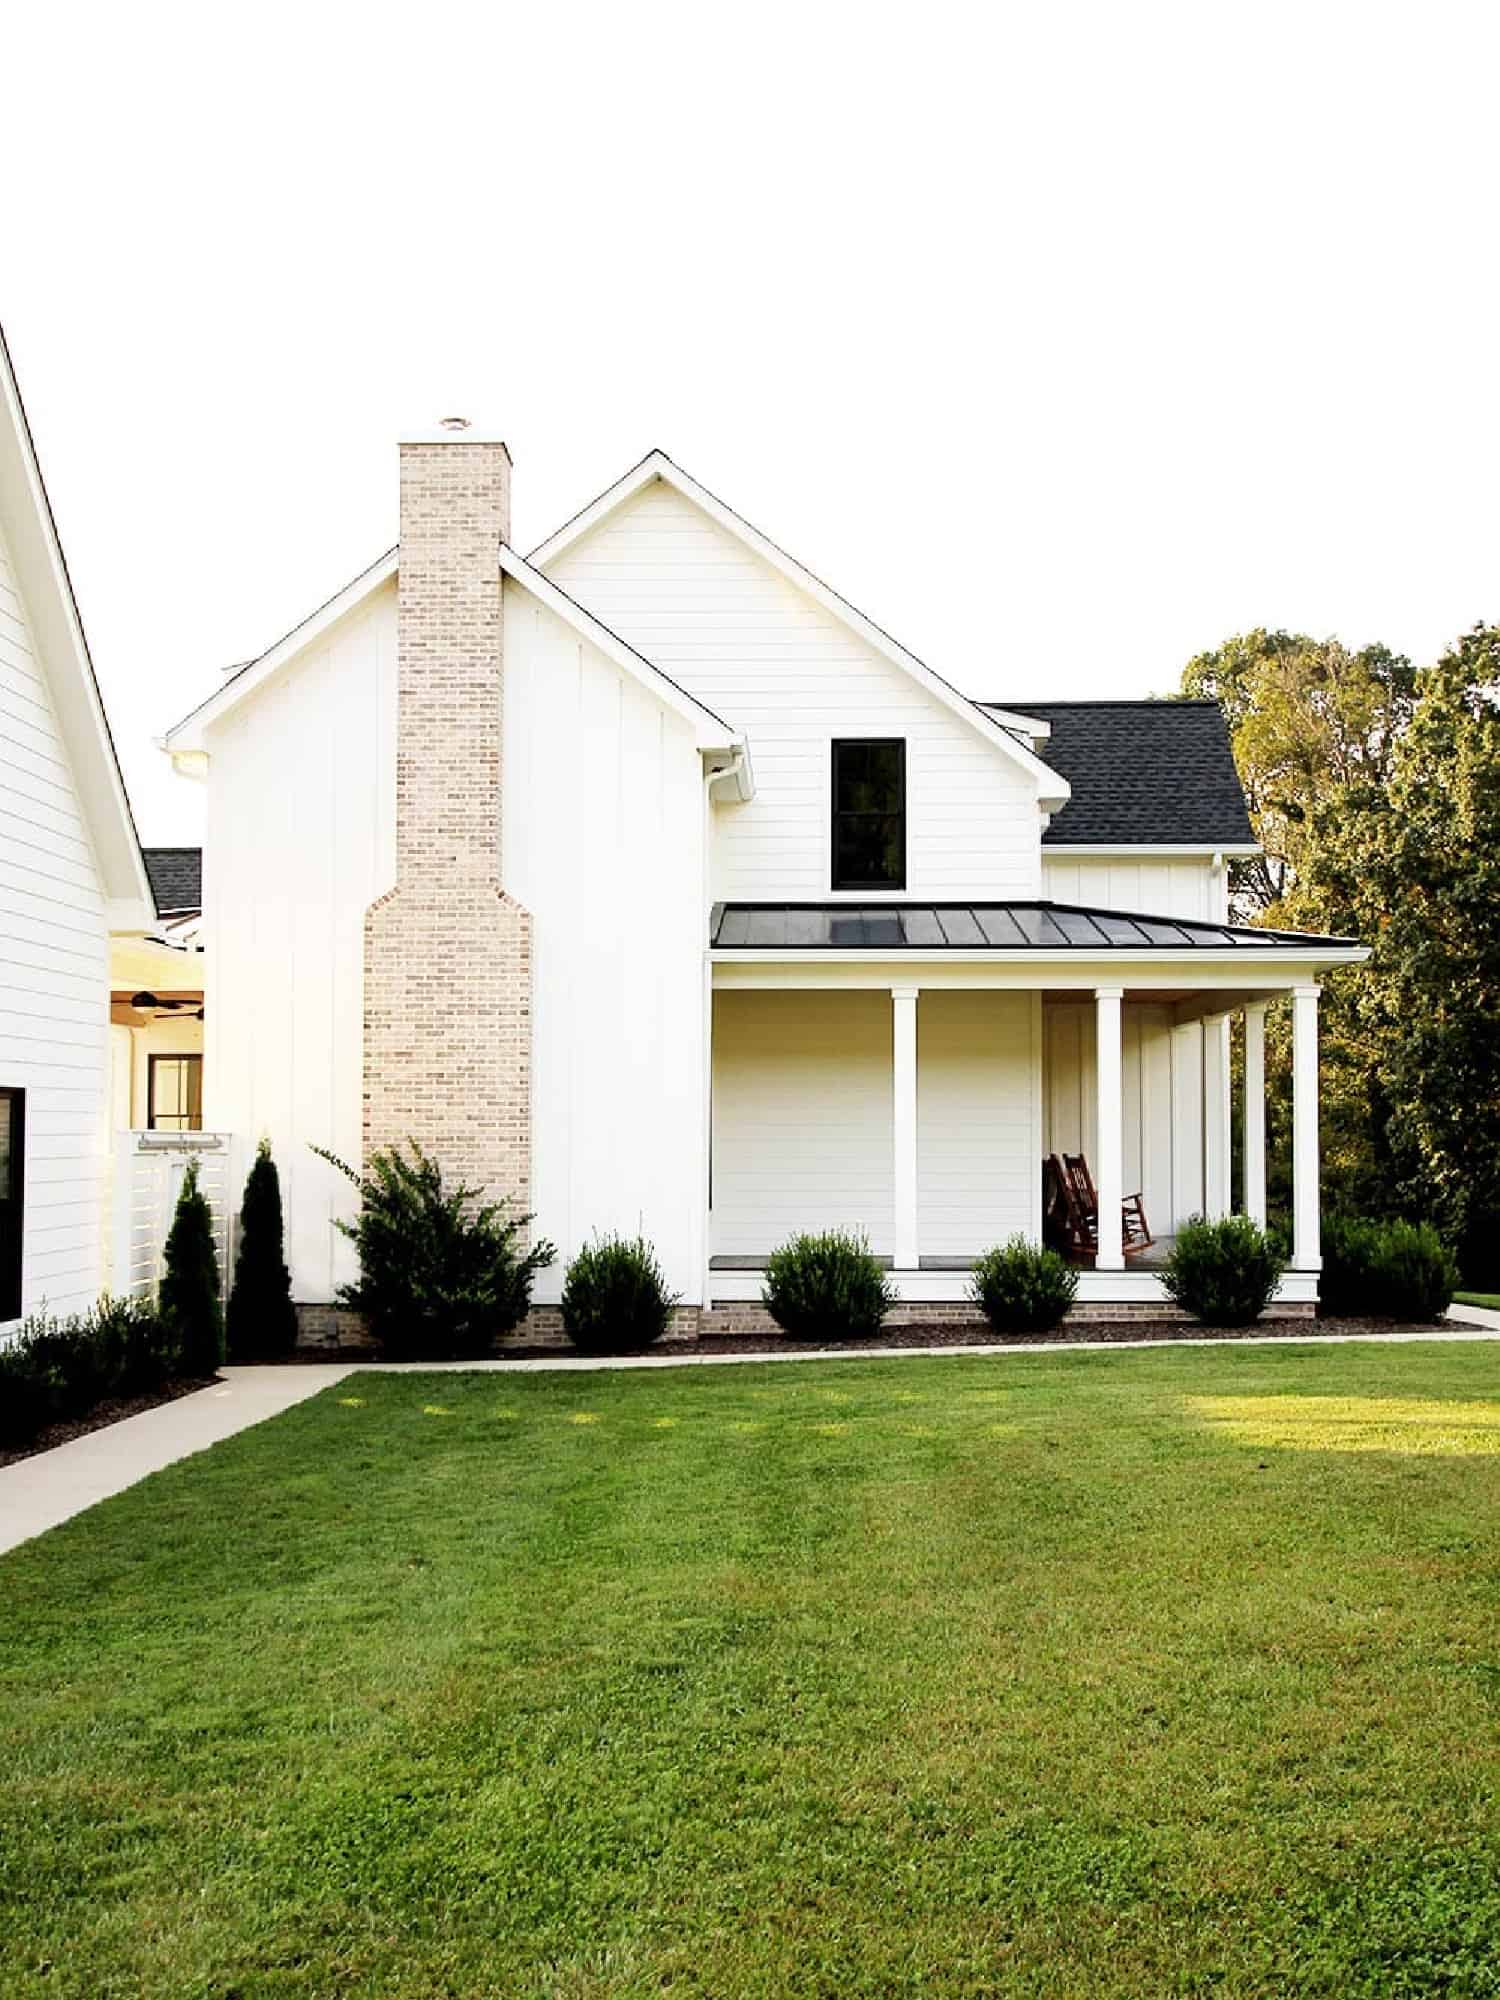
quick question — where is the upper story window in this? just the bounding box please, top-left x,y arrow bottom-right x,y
831,739 -> 906,891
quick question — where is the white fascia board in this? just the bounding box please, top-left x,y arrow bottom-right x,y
0,326 -> 153,920
528,450 -> 1071,810
498,546 -> 744,753
161,549 -> 399,754
983,706 -> 1053,739
1044,842 -> 1263,859
710,944 -> 1369,973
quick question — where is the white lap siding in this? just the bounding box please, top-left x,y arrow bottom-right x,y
549,480 -> 1044,901
710,988 -> 1039,1261
916,991 -> 1038,1256
711,990 -> 894,1258
0,524 -> 109,1323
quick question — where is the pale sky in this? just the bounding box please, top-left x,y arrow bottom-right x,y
3,1 -> 1496,843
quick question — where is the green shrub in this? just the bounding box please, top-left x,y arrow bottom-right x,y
315,1142 -> 555,1360
1321,1215 -> 1457,1321
970,1237 -> 1078,1333
97,1295 -> 177,1395
226,1141 -> 298,1360
761,1229 -> 895,1342
1320,1215 -> 1385,1316
1162,1214 -> 1281,1326
17,1309 -> 116,1419
158,1160 -> 224,1377
1377,1221 -> 1458,1320
0,1344 -> 50,1450
561,1235 -> 679,1353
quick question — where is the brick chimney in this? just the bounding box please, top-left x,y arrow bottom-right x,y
363,425 -> 532,1206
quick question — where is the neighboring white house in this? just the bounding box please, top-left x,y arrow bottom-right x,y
0,326 -> 157,1329
162,432 -> 1366,1331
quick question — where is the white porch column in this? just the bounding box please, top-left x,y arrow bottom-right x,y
1203,1015 -> 1231,1218
892,985 -> 919,1270
1243,1002 -> 1268,1227
1094,986 -> 1124,1271
1292,983 -> 1321,1270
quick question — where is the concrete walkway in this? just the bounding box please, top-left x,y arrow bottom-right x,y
0,1364 -> 350,1557
4,1317 -> 1497,1557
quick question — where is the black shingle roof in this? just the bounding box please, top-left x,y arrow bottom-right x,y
142,847 -> 202,917
710,901 -> 1359,952
984,700 -> 1254,847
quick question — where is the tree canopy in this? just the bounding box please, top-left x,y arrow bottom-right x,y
1183,623 -> 1500,1282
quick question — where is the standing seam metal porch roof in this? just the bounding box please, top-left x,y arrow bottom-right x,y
709,901 -> 1362,952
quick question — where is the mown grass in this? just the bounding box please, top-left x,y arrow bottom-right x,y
1455,1290 -> 1500,1312
3,1343 -> 1500,1998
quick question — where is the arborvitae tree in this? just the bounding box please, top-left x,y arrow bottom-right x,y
159,1158 -> 223,1376
226,1140 -> 298,1360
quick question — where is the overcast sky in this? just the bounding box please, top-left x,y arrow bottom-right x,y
3,1 -> 1496,843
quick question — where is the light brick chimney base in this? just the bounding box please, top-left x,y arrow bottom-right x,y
363,884 -> 532,1205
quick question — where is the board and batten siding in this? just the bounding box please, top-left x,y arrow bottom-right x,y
1042,855 -> 1229,922
0,519 -> 110,1323
711,989 -> 1040,1260
501,580 -> 708,1305
548,479 -> 1045,902
202,580 -> 398,1303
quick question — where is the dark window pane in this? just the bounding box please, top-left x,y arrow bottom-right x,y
832,740 -> 905,889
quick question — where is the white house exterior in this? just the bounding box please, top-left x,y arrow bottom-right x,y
163,433 -> 1365,1334
0,327 -> 156,1329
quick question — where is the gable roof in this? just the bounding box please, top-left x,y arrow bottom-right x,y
142,846 -> 202,918
529,450 -> 1071,810
983,699 -> 1257,849
496,547 -> 745,752
163,548 -> 400,754
0,322 -> 153,926
163,539 -> 746,760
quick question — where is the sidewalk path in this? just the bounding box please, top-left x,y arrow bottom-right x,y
0,1364 -> 350,1557
4,1321 -> 1497,1555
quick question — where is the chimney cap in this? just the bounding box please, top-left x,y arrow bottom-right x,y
399,420 -> 511,454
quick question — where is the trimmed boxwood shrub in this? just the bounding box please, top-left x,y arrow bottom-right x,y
761,1229 -> 895,1342
316,1142 -> 555,1359
1322,1215 -> 1457,1321
1162,1214 -> 1281,1326
561,1235 -> 679,1353
970,1236 -> 1078,1333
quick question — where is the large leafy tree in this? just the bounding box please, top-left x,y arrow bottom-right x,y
1183,624 -> 1500,1280
1181,630 -> 1417,917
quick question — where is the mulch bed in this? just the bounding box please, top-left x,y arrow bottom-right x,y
0,1378 -> 216,1471
683,1316 -> 1462,1357
299,1314 -> 1468,1366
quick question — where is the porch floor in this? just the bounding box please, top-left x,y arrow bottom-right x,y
710,1239 -> 1177,1274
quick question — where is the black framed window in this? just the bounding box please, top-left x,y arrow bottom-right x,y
0,1089 -> 24,1321
831,738 -> 905,890
148,1055 -> 203,1132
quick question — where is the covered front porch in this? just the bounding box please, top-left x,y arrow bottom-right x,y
706,900 -> 1367,1311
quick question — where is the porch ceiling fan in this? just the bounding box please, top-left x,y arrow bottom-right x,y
129,992 -> 205,1021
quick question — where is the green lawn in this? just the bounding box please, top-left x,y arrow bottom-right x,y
1456,1290 -> 1500,1312
4,1346 -> 1500,1999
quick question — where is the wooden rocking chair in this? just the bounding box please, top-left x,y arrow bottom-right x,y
1063,1153 -> 1153,1259
1043,1153 -> 1153,1263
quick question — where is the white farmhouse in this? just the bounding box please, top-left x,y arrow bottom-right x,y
0,328 -> 157,1327
162,429 -> 1365,1333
